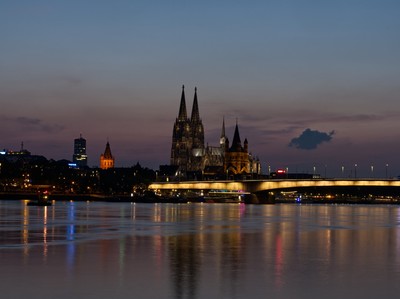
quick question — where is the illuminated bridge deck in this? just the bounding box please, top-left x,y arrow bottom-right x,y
149,179 -> 400,194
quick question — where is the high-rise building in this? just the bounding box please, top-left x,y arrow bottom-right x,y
100,141 -> 114,170
73,134 -> 88,167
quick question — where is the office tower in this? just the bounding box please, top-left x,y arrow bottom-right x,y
73,134 -> 88,167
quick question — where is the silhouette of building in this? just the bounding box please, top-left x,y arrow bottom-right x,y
170,86 -> 260,178
73,134 -> 87,167
170,86 -> 205,173
1,142 -> 31,157
224,122 -> 250,175
0,142 -> 46,165
100,141 -> 115,170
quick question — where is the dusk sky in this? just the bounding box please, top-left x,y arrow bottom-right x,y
1,0 -> 399,177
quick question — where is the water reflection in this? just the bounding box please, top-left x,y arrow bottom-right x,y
1,202 -> 400,299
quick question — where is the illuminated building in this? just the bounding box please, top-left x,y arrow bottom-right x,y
1,142 -> 31,156
100,141 -> 114,170
73,134 -> 87,167
170,86 -> 260,178
170,85 -> 205,173
0,143 -> 46,165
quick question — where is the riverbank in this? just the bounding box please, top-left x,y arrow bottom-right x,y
0,192 -> 194,204
1,192 -> 400,205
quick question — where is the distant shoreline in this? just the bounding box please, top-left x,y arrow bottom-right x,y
0,192 -> 189,204
1,192 -> 400,205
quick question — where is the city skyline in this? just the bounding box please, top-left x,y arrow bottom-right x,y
1,1 -> 400,177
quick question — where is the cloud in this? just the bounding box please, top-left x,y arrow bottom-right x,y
58,75 -> 83,87
3,116 -> 64,133
289,128 -> 334,150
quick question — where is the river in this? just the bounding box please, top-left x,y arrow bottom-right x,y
1,200 -> 400,299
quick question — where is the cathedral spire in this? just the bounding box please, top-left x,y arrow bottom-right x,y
178,85 -> 187,121
191,87 -> 200,122
220,117 -> 226,147
221,117 -> 226,138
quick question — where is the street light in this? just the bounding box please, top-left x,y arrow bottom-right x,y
370,165 -> 374,178
354,164 -> 357,178
341,166 -> 345,178
386,164 -> 389,179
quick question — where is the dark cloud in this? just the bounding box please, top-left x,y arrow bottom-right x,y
4,116 -> 64,133
58,75 -> 83,87
16,117 -> 42,126
289,128 -> 334,150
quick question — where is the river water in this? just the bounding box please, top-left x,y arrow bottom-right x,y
1,200 -> 400,299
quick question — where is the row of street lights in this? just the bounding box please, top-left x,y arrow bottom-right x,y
350,163 -> 390,178
267,163 -> 392,178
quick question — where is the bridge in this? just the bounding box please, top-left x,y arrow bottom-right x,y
148,179 -> 400,203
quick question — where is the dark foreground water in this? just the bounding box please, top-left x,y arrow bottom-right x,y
1,200 -> 400,299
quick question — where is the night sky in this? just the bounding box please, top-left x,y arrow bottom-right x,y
1,0 -> 399,177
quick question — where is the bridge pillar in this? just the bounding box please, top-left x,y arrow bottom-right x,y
244,192 -> 275,204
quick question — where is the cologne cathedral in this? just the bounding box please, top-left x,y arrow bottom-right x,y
170,86 -> 260,178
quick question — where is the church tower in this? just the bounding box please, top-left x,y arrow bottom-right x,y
224,122 -> 250,175
190,87 -> 204,149
100,141 -> 115,170
170,85 -> 192,172
189,87 -> 205,171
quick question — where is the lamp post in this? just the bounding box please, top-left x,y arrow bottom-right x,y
370,165 -> 374,178
386,164 -> 389,179
354,164 -> 357,179
341,166 -> 345,178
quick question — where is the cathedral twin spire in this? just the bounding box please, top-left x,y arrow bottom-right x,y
171,85 -> 255,176
171,85 -> 204,171
177,85 -> 201,122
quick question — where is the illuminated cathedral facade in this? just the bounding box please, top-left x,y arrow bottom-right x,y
170,86 -> 260,178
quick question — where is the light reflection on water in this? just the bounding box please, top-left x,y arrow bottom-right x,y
1,200 -> 400,299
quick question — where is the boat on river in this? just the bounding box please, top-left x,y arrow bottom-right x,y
27,189 -> 52,206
